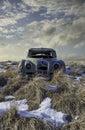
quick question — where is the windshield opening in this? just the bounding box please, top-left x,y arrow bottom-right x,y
29,54 -> 53,58
28,51 -> 54,58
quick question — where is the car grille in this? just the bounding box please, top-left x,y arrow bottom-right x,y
36,60 -> 48,75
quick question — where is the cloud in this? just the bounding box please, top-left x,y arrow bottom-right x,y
14,13 -> 28,20
0,1 -> 29,41
0,27 -> 3,31
0,0 -> 28,28
0,0 -> 85,60
42,22 -> 56,36
0,12 -> 28,27
0,43 -> 31,61
23,0 -> 85,16
0,26 -> 25,40
74,42 -> 85,48
23,16 -> 85,49
5,35 -> 14,39
0,18 -> 17,27
1,0 -> 12,10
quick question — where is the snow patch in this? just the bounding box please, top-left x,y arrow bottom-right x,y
6,62 -> 13,65
0,64 -> 7,73
19,97 -> 70,127
75,116 -> 79,120
66,66 -> 72,74
0,64 -> 4,68
11,65 -> 17,70
0,99 -> 28,115
45,85 -> 57,91
0,97 -> 70,127
75,76 -> 82,82
5,96 -> 15,100
0,68 -> 7,73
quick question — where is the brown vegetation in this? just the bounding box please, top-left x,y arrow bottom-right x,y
0,62 -> 85,130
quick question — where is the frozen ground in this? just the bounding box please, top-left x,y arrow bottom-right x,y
0,61 -> 18,73
0,61 -> 85,129
0,97 -> 70,127
66,65 -> 85,82
0,61 -> 84,83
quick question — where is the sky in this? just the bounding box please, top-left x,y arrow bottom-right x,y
0,0 -> 85,61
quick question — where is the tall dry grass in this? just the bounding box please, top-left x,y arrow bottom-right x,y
0,62 -> 85,130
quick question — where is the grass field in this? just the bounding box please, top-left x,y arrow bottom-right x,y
0,61 -> 85,130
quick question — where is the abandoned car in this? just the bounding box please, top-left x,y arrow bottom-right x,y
18,48 -> 66,80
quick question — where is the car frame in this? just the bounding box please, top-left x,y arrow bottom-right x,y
18,48 -> 66,80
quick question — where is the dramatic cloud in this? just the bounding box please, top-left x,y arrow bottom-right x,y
23,16 -> 85,48
0,0 -> 29,39
0,18 -> 16,27
0,12 -> 28,27
0,43 -> 31,61
23,0 -> 85,15
0,0 -> 85,60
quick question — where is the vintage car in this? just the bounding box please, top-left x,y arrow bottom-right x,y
18,48 -> 65,80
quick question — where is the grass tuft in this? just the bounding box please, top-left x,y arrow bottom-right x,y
0,62 -> 85,130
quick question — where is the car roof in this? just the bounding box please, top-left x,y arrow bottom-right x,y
27,48 -> 57,58
28,48 -> 55,53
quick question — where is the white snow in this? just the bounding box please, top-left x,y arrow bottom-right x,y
0,64 -> 4,68
75,76 -> 82,82
66,68 -> 84,82
0,64 -> 7,73
0,68 -> 7,73
6,62 -> 12,65
66,65 -> 85,83
66,66 -> 72,74
45,85 -> 57,91
66,75 -> 73,78
11,65 -> 17,70
75,116 -> 79,120
5,96 -> 15,100
0,99 -> 28,115
0,97 -> 69,127
77,71 -> 85,76
0,62 -> 17,73
19,97 -> 69,127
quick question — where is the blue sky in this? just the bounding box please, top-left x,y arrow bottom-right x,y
0,0 -> 85,61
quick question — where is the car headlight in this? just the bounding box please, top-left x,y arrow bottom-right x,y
54,63 -> 60,70
26,63 -> 31,69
